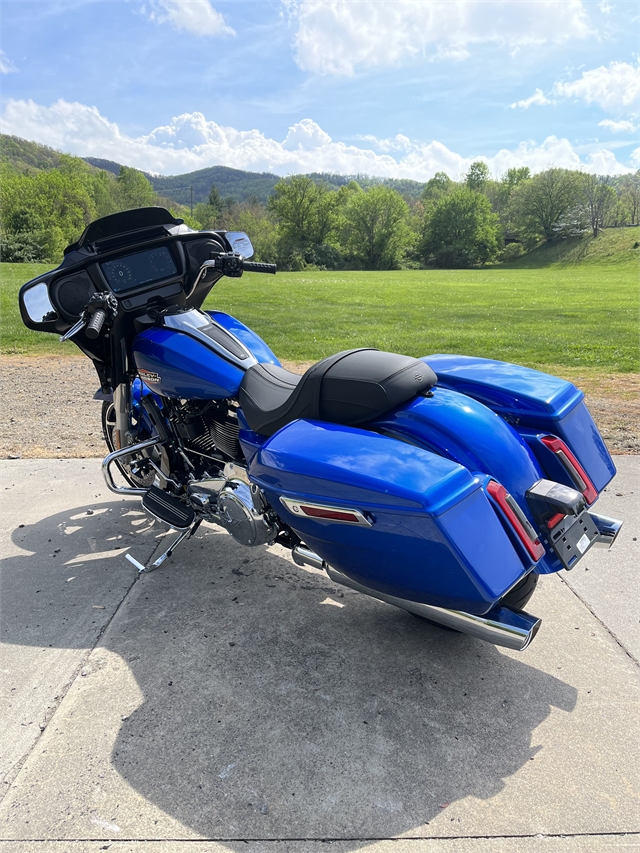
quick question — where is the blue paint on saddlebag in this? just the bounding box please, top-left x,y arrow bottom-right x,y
248,419 -> 530,614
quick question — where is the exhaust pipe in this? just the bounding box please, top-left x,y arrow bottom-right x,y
324,565 -> 541,651
292,544 -> 326,571
589,512 -> 623,550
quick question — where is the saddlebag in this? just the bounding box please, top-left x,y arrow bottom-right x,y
244,419 -> 535,616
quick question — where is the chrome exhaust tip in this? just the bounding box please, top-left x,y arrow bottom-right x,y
292,544 -> 326,571
589,512 -> 623,550
325,565 -> 541,651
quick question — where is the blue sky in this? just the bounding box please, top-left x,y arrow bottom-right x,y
1,0 -> 638,178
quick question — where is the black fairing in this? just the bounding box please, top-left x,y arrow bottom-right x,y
239,348 -> 438,436
18,208 -> 233,390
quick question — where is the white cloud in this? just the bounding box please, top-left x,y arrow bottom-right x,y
598,119 -> 636,133
289,0 -> 593,76
145,0 -> 234,37
0,50 -> 17,74
630,148 -> 640,168
553,61 -> 639,113
1,99 -> 635,179
282,117 -> 332,150
510,89 -> 552,109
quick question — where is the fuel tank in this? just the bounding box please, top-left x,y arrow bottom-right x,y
132,309 -> 279,399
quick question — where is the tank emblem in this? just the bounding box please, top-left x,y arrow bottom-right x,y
139,369 -> 161,384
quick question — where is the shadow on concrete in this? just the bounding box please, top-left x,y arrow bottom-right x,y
3,502 -> 577,844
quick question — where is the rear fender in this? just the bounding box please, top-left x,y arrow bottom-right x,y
370,390 -> 564,574
424,354 -> 616,493
371,389 -> 542,510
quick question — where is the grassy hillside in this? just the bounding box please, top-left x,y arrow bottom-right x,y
2,135 -> 430,207
3,263 -> 637,372
148,165 -> 281,206
0,134 -> 67,172
505,227 -> 640,268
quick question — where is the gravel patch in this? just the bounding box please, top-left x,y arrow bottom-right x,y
1,355 -> 637,459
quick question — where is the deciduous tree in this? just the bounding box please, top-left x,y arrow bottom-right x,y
465,161 -> 491,192
577,173 -> 616,237
117,166 -> 156,209
342,185 -> 410,269
508,168 -> 581,242
422,186 -> 501,267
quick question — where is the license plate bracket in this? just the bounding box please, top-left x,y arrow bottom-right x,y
547,509 -> 599,570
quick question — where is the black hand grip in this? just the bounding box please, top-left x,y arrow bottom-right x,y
85,309 -> 106,340
242,261 -> 277,274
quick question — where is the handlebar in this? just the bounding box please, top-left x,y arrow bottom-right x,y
242,261 -> 276,274
85,309 -> 107,340
200,253 -> 277,280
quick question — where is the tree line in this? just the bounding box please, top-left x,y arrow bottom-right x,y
0,156 -> 199,263
198,165 -> 640,269
1,149 -> 639,268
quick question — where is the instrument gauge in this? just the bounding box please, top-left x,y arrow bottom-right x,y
149,250 -> 173,275
107,262 -> 133,288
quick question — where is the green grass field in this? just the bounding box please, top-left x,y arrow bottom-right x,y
2,257 -> 638,372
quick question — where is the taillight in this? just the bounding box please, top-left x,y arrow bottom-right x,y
540,436 -> 598,505
487,480 -> 545,562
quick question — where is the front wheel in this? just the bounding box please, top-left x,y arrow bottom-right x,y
101,400 -> 157,489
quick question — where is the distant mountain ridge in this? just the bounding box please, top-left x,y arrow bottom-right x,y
2,134 -> 428,205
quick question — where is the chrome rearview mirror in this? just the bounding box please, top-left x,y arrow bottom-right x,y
226,232 -> 254,259
23,282 -> 57,323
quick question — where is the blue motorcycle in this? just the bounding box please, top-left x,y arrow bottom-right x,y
19,207 -> 622,652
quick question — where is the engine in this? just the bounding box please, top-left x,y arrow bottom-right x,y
169,399 -> 242,460
188,474 -> 277,547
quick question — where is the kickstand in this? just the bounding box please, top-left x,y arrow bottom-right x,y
126,519 -> 202,574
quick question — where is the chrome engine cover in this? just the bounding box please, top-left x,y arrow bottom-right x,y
217,479 -> 277,546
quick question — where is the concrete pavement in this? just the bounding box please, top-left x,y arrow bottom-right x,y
1,456 -> 638,851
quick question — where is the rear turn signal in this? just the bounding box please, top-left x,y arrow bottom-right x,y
487,480 -> 545,562
540,436 -> 598,505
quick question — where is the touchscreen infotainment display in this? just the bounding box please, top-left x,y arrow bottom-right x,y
101,246 -> 178,293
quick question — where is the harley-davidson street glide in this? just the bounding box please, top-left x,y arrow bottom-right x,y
19,207 -> 623,652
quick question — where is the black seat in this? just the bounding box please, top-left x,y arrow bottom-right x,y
239,348 -> 437,436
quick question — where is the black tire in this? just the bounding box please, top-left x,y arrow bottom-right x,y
500,571 -> 539,611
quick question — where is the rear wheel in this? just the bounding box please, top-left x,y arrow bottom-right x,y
500,571 -> 539,611
410,572 -> 539,632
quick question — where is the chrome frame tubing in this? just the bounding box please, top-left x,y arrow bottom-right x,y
102,436 -> 163,496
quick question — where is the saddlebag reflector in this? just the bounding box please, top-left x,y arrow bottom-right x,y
280,498 -> 372,526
